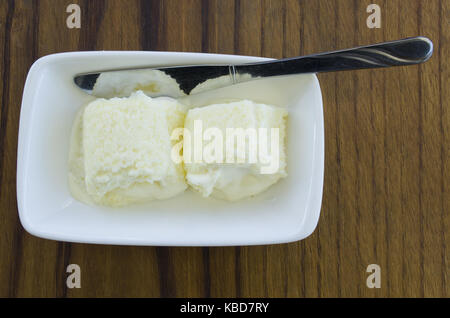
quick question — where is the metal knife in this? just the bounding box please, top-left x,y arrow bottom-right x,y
74,36 -> 433,98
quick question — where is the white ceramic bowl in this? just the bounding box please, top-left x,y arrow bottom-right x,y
17,51 -> 324,246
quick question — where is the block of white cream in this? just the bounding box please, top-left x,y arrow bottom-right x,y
69,91 -> 187,206
183,100 -> 288,201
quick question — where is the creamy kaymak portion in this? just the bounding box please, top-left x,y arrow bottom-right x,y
92,69 -> 186,99
183,100 -> 288,201
68,91 -> 187,206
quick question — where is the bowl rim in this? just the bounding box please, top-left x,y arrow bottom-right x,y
17,51 -> 324,246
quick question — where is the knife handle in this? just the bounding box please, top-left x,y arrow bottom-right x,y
233,36 -> 433,79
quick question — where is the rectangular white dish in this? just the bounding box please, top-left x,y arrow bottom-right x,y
17,51 -> 324,246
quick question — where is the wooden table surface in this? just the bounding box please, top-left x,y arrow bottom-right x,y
0,0 -> 448,298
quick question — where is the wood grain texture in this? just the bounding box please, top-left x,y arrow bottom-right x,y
0,0 -> 448,297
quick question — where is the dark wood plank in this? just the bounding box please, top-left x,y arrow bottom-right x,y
384,0 -> 423,297
353,0 -> 388,298
201,0 -> 236,54
418,0 -> 447,298
301,0 -> 340,298
334,0 -> 361,297
0,0 -> 61,298
0,0 -> 15,298
440,0 -> 450,297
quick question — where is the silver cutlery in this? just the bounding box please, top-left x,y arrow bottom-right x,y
74,36 -> 433,98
